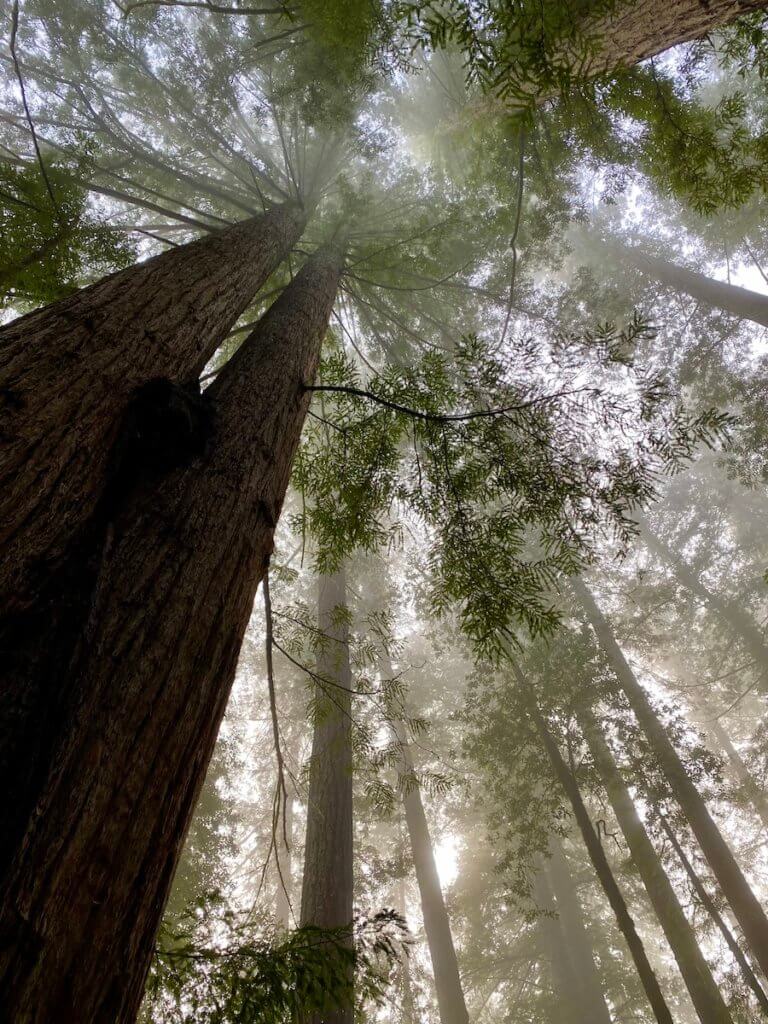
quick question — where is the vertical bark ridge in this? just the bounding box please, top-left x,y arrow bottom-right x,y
0,243 -> 343,1024
573,577 -> 768,981
0,201 -> 306,618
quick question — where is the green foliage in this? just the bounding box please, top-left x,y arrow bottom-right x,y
142,899 -> 409,1024
0,157 -> 134,309
295,318 -> 732,659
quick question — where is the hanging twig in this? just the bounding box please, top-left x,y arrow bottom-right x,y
9,0 -> 59,216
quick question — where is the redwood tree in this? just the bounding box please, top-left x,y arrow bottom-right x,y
0,242 -> 343,1024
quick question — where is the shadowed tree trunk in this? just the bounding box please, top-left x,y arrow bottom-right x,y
573,577 -> 768,981
0,243 -> 343,1024
599,237 -> 768,328
396,724 -> 470,1024
300,569 -> 355,1024
0,201 -> 305,619
0,204 -> 307,862
510,659 -> 675,1024
580,706 -> 733,1024
658,816 -> 768,1016
547,835 -> 614,1024
638,519 -> 768,678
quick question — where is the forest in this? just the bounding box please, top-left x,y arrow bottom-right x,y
2,1 -> 768,1022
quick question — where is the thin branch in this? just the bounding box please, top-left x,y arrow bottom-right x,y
118,0 -> 294,14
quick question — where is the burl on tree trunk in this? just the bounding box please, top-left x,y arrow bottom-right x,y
0,244 -> 343,1024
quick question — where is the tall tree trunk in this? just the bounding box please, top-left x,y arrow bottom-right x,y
0,201 -> 305,619
658,816 -> 768,1016
573,577 -> 768,980
397,725 -> 470,1024
0,205 -> 307,862
598,237 -> 768,328
546,835 -> 614,1024
707,717 -> 768,832
638,520 -> 768,678
580,706 -> 733,1024
581,1 -> 768,79
300,569 -> 355,1024
532,857 -> 581,1024
0,244 -> 343,1024
511,660 -> 675,1024
397,829 -> 418,1024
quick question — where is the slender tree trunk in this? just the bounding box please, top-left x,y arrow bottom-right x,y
599,236 -> 768,328
580,707 -> 733,1024
397,831 -> 418,1024
707,717 -> 768,832
547,835 -> 614,1024
0,201 -> 305,619
0,244 -> 343,1024
658,816 -> 768,1016
397,726 -> 470,1024
573,577 -> 768,981
532,857 -> 581,1024
510,660 -> 675,1024
300,569 -> 355,1024
275,792 -> 293,931
638,520 -> 768,678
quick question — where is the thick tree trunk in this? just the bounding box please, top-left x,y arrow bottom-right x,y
397,728 -> 470,1024
532,857 -> 582,1024
600,236 -> 768,327
546,836 -> 614,1024
658,816 -> 768,1016
300,569 -> 355,1024
0,201 -> 305,619
581,707 -> 733,1024
573,577 -> 768,981
0,244 -> 343,1024
638,520 -> 768,680
584,1 -> 768,80
708,717 -> 768,832
511,660 -> 675,1024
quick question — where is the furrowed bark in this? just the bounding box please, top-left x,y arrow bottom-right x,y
0,244 -> 343,1024
583,0 -> 768,79
546,835 -> 614,1024
511,660 -> 675,1024
395,721 -> 470,1024
580,707 -> 733,1024
300,569 -> 355,1024
0,201 -> 306,619
573,577 -> 768,981
0,202 -> 306,871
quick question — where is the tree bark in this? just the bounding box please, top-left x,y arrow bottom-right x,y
600,236 -> 768,328
0,202 -> 306,875
0,201 -> 305,619
300,569 -> 355,1024
511,660 -> 675,1024
658,816 -> 768,1016
397,730 -> 470,1024
0,243 -> 343,1024
275,791 -> 293,931
546,835 -> 614,1024
573,577 -> 768,981
580,707 -> 733,1024
639,521 -> 768,681
583,1 -> 768,81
